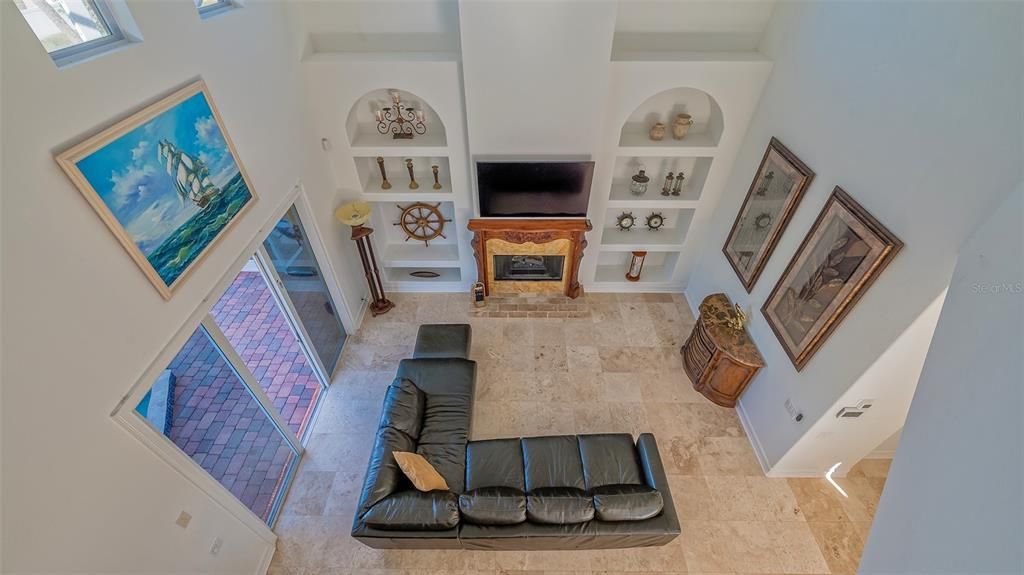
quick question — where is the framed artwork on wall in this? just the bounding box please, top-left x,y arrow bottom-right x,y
56,79 -> 256,300
723,137 -> 815,292
762,187 -> 903,371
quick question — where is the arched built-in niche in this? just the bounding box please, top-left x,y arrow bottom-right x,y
345,88 -> 448,148
618,86 -> 724,148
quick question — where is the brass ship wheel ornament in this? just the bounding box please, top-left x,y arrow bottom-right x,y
394,202 -> 449,246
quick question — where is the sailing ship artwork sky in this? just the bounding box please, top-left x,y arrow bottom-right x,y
75,90 -> 252,289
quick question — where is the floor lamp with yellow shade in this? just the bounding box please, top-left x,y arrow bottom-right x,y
335,201 -> 394,316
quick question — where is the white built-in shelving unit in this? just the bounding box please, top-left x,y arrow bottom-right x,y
581,53 -> 772,292
301,52 -> 475,292
302,36 -> 770,295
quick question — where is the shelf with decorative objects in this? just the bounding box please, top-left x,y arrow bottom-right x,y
354,155 -> 454,202
303,60 -> 475,293
580,56 -> 772,291
600,207 -> 694,251
607,155 -> 712,207
593,251 -> 680,285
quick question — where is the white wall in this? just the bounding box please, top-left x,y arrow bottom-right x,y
0,2 -> 359,572
687,1 -> 1023,473
859,182 -> 1024,574
459,0 -> 618,157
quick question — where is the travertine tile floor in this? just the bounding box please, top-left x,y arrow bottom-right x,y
270,293 -> 889,575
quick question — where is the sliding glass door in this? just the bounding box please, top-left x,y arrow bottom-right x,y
261,206 -> 347,377
135,324 -> 300,524
132,201 -> 346,526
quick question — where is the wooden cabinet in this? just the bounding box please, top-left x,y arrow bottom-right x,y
681,293 -> 765,408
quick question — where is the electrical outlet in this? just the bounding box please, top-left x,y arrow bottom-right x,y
175,511 -> 192,529
210,537 -> 223,556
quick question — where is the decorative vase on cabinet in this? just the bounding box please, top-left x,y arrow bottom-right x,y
680,293 -> 764,408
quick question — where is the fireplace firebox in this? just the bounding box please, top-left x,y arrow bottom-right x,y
494,255 -> 564,281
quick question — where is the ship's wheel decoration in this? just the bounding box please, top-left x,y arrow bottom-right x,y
394,202 -> 449,246
645,212 -> 666,231
615,211 -> 636,231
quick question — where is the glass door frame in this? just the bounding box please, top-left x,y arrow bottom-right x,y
111,185 -> 354,535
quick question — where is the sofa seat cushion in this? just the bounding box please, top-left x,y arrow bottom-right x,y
526,487 -> 595,525
578,433 -> 644,490
362,490 -> 460,531
592,484 -> 664,522
416,443 -> 466,493
458,487 -> 527,525
466,438 -> 525,491
380,378 -> 425,439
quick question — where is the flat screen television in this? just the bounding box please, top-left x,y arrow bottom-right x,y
477,161 -> 594,218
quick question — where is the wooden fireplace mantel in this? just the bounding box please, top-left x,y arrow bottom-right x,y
468,218 -> 593,299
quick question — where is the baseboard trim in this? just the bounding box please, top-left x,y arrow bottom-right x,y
736,399 -> 772,476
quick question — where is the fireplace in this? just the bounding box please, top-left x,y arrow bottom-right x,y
493,255 -> 565,281
468,218 -> 592,298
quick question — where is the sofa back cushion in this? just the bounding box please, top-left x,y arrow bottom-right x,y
357,426 -> 416,516
380,378 -> 425,439
466,438 -> 525,491
362,490 -> 460,531
522,435 -> 585,491
578,433 -> 644,489
418,392 -> 473,445
416,443 -> 466,493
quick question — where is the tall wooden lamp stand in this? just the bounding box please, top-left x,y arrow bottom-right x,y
336,201 -> 394,316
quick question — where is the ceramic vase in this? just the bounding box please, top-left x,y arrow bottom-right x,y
672,114 -> 693,140
649,123 -> 666,141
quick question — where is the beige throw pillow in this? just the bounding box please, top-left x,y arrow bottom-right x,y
393,451 -> 449,492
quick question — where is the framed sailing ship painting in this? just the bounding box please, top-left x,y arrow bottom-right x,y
57,80 -> 256,299
723,138 -> 815,292
762,187 -> 902,371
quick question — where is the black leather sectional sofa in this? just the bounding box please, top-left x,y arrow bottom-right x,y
351,324 -> 680,549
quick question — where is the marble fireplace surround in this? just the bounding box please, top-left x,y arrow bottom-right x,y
468,218 -> 592,298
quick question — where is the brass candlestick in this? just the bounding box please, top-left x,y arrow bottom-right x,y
376,156 -> 391,190
406,159 -> 419,189
432,165 -> 442,190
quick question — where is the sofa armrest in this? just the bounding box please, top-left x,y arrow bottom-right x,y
636,433 -> 680,534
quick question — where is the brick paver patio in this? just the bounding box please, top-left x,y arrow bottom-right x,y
166,328 -> 297,523
211,270 -> 324,437
156,270 -> 326,523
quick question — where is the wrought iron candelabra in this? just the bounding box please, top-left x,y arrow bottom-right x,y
376,90 -> 426,140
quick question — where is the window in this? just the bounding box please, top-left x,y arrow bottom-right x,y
195,0 -> 236,19
15,0 -> 126,66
